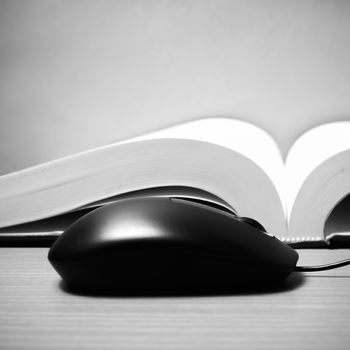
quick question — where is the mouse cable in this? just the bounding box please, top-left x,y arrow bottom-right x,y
295,258 -> 350,272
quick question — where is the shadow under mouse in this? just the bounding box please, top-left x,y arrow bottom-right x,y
58,271 -> 304,297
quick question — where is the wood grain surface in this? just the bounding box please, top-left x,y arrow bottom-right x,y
1,248 -> 350,349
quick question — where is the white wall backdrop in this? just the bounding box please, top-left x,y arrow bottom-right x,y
1,0 -> 350,174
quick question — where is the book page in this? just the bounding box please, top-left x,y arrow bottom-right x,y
285,122 -> 350,218
0,137 -> 287,237
128,118 -> 286,210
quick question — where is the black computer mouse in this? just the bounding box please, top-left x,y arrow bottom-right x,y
48,196 -> 299,294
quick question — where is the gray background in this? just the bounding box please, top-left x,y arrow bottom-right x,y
1,0 -> 350,175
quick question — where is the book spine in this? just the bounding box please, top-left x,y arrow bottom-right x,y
281,233 -> 350,248
1,232 -> 350,248
0,232 -> 61,247
281,236 -> 329,248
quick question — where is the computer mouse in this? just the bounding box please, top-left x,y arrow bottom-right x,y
48,196 -> 299,293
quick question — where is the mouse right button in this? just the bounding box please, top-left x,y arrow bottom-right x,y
235,217 -> 268,233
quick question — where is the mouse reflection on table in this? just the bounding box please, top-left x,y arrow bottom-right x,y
48,189 -> 301,296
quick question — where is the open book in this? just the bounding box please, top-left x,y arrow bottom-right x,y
1,118 -> 350,247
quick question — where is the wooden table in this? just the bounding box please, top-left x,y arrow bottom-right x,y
1,248 -> 350,349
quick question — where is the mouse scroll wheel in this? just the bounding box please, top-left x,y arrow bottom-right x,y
236,217 -> 267,233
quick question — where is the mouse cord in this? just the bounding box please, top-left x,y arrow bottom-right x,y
295,258 -> 350,272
